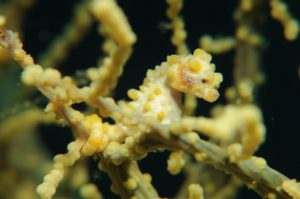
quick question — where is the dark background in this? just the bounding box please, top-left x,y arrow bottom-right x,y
19,0 -> 300,198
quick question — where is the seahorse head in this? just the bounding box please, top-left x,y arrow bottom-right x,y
166,49 -> 223,102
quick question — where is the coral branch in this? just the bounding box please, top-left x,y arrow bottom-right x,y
154,130 -> 299,198
99,97 -> 299,198
100,159 -> 160,199
36,139 -> 83,199
88,0 -> 136,100
270,0 -> 299,41
0,0 -> 299,198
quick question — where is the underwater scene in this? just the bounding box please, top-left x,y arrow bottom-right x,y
0,0 -> 299,198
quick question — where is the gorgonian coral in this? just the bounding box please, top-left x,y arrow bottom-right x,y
0,0 -> 299,199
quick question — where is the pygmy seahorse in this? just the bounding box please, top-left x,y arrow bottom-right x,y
125,48 -> 223,125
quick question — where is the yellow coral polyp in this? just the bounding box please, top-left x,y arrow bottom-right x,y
143,102 -> 151,112
153,87 -> 162,95
81,114 -> 109,156
127,89 -> 139,100
193,48 -> 212,62
189,59 -> 203,73
123,178 -> 137,191
85,114 -> 102,125
148,93 -> 155,101
12,48 -> 26,61
167,150 -> 185,175
83,114 -> 102,132
167,55 -> 179,65
87,136 -> 103,148
270,0 -> 299,41
82,133 -> 109,156
156,111 -> 166,121
21,65 -> 43,85
204,89 -> 220,103
188,184 -> 204,199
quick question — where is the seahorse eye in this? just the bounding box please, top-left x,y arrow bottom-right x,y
201,78 -> 208,84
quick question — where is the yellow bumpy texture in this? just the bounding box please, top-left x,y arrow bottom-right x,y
166,49 -> 223,102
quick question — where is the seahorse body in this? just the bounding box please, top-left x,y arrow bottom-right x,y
127,49 -> 223,125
